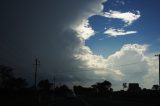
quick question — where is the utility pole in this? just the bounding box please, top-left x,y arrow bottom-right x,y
53,76 -> 56,104
155,54 -> 160,86
33,58 -> 40,89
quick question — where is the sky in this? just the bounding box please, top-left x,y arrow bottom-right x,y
86,0 -> 160,56
0,0 -> 160,90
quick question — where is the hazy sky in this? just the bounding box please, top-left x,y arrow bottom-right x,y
0,0 -> 160,90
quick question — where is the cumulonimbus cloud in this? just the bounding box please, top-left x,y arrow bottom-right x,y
104,28 -> 137,37
0,0 -> 107,86
75,43 -> 158,89
1,0 -> 158,90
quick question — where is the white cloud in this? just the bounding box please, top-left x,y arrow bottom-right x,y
75,43 -> 158,89
74,19 -> 95,40
74,45 -> 124,81
102,10 -> 140,37
102,10 -> 141,26
105,44 -> 158,88
104,28 -> 137,37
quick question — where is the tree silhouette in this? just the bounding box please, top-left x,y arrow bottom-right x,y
38,79 -> 51,91
152,85 -> 159,90
127,83 -> 141,91
0,65 -> 27,90
13,78 -> 27,89
0,65 -> 14,89
123,83 -> 127,90
55,85 -> 72,97
92,80 -> 112,95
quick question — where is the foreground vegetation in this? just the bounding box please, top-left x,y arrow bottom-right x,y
1,65 -> 160,106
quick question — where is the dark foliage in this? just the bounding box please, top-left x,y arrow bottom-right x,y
38,79 -> 52,91
1,64 -> 160,106
0,65 -> 27,90
55,85 -> 73,97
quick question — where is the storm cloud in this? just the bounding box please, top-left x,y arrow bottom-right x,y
0,0 -> 107,85
0,0 -> 158,89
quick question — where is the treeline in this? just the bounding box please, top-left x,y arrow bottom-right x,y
0,65 -> 27,90
0,65 -> 113,96
0,65 -> 73,106
1,65 -> 160,106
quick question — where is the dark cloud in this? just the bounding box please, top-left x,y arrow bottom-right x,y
0,0 -> 106,86
1,0 -> 156,89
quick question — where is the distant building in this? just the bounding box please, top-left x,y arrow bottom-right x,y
152,85 -> 159,90
128,83 -> 141,91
